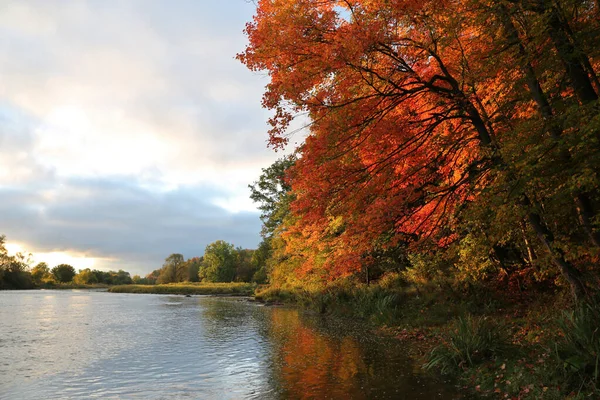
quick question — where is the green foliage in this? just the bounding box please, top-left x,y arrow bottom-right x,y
111,270 -> 133,285
87,269 -> 133,285
252,266 -> 268,284
249,155 -> 296,238
185,257 -> 202,282
234,248 -> 256,282
403,252 -> 453,288
74,268 -> 99,285
51,264 -> 76,283
256,280 -> 404,324
199,240 -> 236,282
425,315 -> 506,374
0,235 -> 34,289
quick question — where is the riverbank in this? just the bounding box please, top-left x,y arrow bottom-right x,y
255,282 -> 599,399
108,282 -> 257,296
41,283 -> 111,290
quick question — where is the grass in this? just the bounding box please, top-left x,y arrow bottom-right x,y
425,315 -> 507,374
40,283 -> 110,289
255,282 -> 404,324
108,282 -> 257,296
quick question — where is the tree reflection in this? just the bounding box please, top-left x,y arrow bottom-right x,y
266,307 -> 460,399
268,308 -> 370,399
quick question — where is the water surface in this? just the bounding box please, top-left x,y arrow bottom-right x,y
0,290 -> 459,399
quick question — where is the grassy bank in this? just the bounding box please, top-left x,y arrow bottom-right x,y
40,283 -> 111,290
108,282 -> 257,296
255,281 -> 599,399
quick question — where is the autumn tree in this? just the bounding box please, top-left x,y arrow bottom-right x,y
240,0 -> 600,299
145,269 -> 161,285
31,262 -> 50,285
157,253 -> 184,284
74,268 -> 99,285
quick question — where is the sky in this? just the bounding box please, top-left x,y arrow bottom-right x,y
0,0 -> 291,275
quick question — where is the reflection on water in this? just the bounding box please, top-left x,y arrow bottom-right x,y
0,291 -> 459,399
266,308 -> 459,400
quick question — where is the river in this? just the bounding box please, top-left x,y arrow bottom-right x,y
0,290 -> 461,399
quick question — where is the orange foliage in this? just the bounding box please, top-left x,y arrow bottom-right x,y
240,0 -> 600,288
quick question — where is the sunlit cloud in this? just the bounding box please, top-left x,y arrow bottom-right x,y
4,240 -> 103,270
32,252 -> 99,270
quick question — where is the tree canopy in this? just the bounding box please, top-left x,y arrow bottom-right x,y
239,0 -> 600,300
51,264 -> 77,283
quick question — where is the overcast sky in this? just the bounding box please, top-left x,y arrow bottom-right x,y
0,0 -> 288,275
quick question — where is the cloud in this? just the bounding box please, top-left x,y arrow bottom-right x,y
0,0 -> 275,180
0,0 -> 284,275
0,176 -> 263,275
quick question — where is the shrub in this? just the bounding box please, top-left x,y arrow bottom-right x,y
425,315 -> 506,374
556,299 -> 600,389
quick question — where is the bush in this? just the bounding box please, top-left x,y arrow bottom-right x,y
556,299 -> 600,389
425,315 -> 506,374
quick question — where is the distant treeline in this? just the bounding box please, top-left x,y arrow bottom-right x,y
0,234 -> 133,290
142,240 -> 268,285
0,235 -> 267,290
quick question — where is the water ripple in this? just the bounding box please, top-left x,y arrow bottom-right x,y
0,291 -> 460,400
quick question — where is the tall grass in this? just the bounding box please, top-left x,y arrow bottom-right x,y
108,282 -> 256,296
425,315 -> 506,374
556,299 -> 600,390
255,282 -> 402,324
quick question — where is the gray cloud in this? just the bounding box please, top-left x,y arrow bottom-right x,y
0,177 -> 262,274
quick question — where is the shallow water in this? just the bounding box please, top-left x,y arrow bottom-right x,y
0,290 -> 460,399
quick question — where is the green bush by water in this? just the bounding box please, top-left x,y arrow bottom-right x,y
425,315 -> 506,374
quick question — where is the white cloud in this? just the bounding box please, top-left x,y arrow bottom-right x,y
0,0 -> 276,187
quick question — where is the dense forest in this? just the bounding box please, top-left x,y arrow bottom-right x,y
238,0 -> 600,398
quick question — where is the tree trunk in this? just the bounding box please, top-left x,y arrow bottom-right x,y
545,6 -> 598,104
520,220 -> 537,264
435,42 -> 586,301
527,208 -> 586,301
553,1 -> 600,93
498,5 -> 600,248
576,193 -> 600,247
